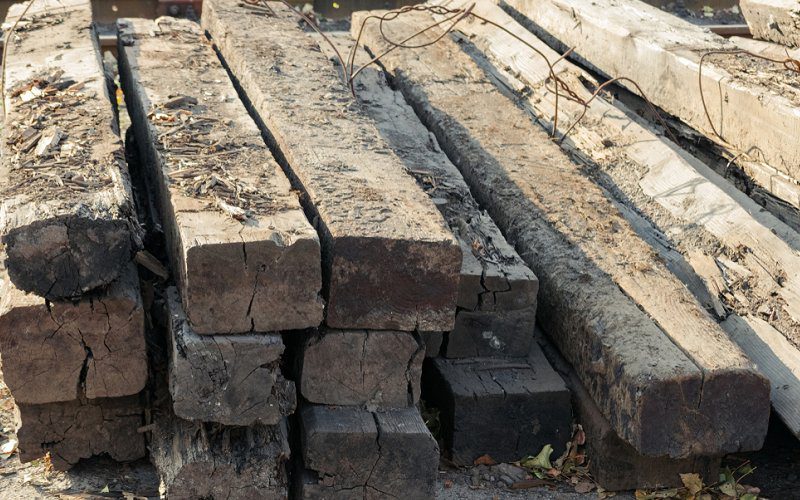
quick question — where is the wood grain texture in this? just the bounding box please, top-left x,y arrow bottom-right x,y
422,345 -> 571,465
150,408 -> 290,500
15,395 -> 145,471
298,405 -> 438,499
299,328 -> 423,408
502,0 -> 800,186
166,288 -> 296,426
740,0 -> 800,47
0,0 -> 138,298
353,8 -> 768,457
118,17 -> 322,334
0,263 -> 146,404
202,0 -> 461,331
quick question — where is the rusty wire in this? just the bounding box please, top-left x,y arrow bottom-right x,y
698,48 -> 800,145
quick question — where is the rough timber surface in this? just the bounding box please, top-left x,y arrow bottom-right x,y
502,0 -> 800,184
166,288 -> 296,426
446,0 -> 800,439
740,0 -> 800,47
353,9 -> 769,458
298,405 -> 438,499
0,0 -> 138,299
150,407 -> 290,500
422,345 -> 571,465
0,263 -> 146,404
202,0 -> 461,331
15,395 -> 145,471
300,328 -> 423,408
118,17 -> 323,334
546,340 -> 723,491
317,32 -> 538,358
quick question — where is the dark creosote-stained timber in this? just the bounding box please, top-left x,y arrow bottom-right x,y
202,0 -> 462,331
299,328 -> 424,408
314,32 -> 539,358
15,395 -> 145,471
352,8 -> 769,458
166,287 -> 296,426
0,0 -> 139,299
422,344 -> 571,465
0,263 -> 147,404
502,0 -> 800,187
118,17 -> 323,334
150,407 -> 290,500
297,404 -> 438,499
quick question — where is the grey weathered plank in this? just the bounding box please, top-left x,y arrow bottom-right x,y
118,17 -> 323,334
15,395 -> 145,470
166,287 -> 296,426
202,0 -> 462,331
740,0 -> 800,47
298,404 -> 438,499
316,32 -> 538,358
422,344 -> 571,465
299,328 -> 423,408
0,263 -> 147,404
0,0 -> 138,298
150,409 -> 290,500
503,0 -> 800,184
353,8 -> 769,457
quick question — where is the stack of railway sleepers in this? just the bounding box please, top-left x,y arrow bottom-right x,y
740,0 -> 800,47
437,0 -> 800,451
198,3 -> 464,497
0,0 -> 146,471
117,17 -> 312,498
351,2 -> 773,489
310,30 -> 572,466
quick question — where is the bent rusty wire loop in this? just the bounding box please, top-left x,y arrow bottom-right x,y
698,49 -> 800,144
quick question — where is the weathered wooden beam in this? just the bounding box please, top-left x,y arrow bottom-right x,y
0,0 -> 138,299
0,263 -> 146,404
117,17 -> 323,334
202,0 -> 462,331
297,405 -> 438,499
556,349 -> 722,490
299,328 -> 423,408
314,32 -> 538,358
741,0 -> 800,47
502,0 -> 800,185
422,345 -> 571,465
353,8 -> 770,457
166,287 -> 296,426
15,395 -> 145,471
443,0 -> 796,440
149,408 -> 290,500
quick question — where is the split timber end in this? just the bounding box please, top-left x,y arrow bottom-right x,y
117,16 -> 323,334
201,0 -> 462,331
1,0 -> 138,298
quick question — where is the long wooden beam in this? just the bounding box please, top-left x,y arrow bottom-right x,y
0,0 -> 138,298
440,0 -> 800,438
502,0 -> 800,191
202,0 -> 461,331
118,17 -> 324,333
353,7 -> 770,457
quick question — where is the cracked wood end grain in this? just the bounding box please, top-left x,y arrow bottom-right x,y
202,0 -> 462,331
0,263 -> 147,404
118,17 -> 322,333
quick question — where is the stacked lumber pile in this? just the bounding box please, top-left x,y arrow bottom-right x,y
0,0 -> 146,471
351,1 -> 774,489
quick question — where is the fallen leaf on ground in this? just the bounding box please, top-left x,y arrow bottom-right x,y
474,454 -> 496,466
